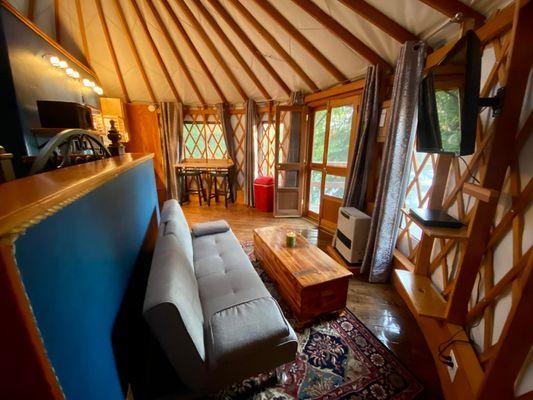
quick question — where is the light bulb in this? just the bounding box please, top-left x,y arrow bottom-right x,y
59,60 -> 68,69
72,71 -> 80,79
65,68 -> 74,76
94,86 -> 103,95
49,56 -> 60,66
88,81 -> 96,88
82,78 -> 91,87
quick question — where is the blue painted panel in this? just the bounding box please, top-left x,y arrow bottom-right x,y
15,160 -> 158,400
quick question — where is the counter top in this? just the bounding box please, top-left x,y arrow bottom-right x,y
0,153 -> 153,238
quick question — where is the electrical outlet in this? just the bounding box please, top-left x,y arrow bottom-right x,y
447,350 -> 458,382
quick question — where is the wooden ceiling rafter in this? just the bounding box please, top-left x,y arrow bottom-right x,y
206,0 -> 290,97
145,0 -> 205,105
173,0 -> 248,102
290,0 -> 390,71
128,0 -> 181,102
252,0 -> 347,82
160,0 -> 227,103
112,0 -> 157,103
94,0 -> 130,102
338,0 -> 419,43
27,0 -> 35,21
75,0 -> 91,66
419,0 -> 485,28
192,0 -> 272,100
54,0 -> 60,44
228,0 -> 319,92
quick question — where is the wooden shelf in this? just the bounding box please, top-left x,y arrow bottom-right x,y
393,270 -> 447,319
401,208 -> 468,240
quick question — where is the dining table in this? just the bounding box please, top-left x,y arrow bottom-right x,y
174,158 -> 234,171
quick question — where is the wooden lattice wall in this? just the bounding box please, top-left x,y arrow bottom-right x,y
393,3 -> 532,399
182,107 -> 277,191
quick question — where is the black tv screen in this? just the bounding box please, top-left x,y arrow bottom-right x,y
417,30 -> 481,155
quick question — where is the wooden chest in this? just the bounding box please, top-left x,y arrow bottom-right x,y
253,226 -> 352,322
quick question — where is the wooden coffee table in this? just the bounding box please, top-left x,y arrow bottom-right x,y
253,226 -> 352,322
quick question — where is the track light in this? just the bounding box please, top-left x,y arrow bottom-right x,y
58,60 -> 68,69
94,86 -> 104,95
49,55 -> 60,66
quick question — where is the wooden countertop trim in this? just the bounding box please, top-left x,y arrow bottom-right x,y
0,154 -> 153,239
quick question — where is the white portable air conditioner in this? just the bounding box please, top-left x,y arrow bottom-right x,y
334,207 -> 371,264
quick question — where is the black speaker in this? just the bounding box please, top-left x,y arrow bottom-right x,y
37,100 -> 93,129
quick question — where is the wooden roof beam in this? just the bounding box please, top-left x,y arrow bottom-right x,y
127,0 -> 181,102
112,0 -> 156,103
419,0 -> 485,27
206,0 -> 290,97
94,0 -> 130,102
290,0 -> 390,70
173,0 -> 248,102
252,0 -> 347,82
75,0 -> 91,66
54,0 -> 60,44
338,0 -> 418,43
192,0 -> 271,100
228,0 -> 319,92
145,0 -> 205,105
27,0 -> 35,20
160,0 -> 226,103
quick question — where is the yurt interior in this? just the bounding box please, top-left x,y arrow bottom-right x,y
0,0 -> 532,399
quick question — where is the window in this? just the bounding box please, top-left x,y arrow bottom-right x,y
258,121 -> 276,176
311,109 -> 327,163
183,114 -> 227,159
324,174 -> 346,199
327,105 -> 354,166
308,170 -> 322,214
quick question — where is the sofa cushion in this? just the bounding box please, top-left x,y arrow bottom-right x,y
143,234 -> 205,361
193,231 -> 270,320
160,200 -> 194,268
207,297 -> 291,367
191,220 -> 230,237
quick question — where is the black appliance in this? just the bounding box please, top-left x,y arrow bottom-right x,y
417,30 -> 481,156
37,100 -> 93,129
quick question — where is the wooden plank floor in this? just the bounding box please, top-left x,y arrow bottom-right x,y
181,200 -> 443,399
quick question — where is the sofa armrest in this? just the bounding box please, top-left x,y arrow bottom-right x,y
191,220 -> 230,237
207,297 -> 294,367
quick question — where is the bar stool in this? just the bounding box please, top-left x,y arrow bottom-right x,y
207,170 -> 234,207
177,168 -> 206,206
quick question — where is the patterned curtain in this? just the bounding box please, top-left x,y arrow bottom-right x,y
244,99 -> 258,206
342,65 -> 380,210
361,42 -> 428,282
159,102 -> 183,200
217,103 -> 237,200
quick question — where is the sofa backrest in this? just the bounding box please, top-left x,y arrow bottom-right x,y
159,199 -> 194,267
143,201 -> 207,389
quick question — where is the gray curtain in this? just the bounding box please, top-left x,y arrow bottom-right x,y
217,103 -> 237,200
361,42 -> 428,282
342,65 -> 380,210
244,99 -> 258,206
159,102 -> 184,200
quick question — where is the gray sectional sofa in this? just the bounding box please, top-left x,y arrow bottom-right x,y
143,200 -> 298,393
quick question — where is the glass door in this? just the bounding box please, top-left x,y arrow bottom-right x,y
306,96 -> 360,230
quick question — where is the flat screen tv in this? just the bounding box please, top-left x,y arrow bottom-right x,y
417,30 -> 481,155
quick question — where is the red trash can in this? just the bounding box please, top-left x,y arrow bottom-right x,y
254,176 -> 274,212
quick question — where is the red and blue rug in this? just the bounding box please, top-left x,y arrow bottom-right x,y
215,242 -> 423,399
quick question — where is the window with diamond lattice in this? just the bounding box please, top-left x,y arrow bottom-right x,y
184,114 -> 227,159
257,121 -> 276,177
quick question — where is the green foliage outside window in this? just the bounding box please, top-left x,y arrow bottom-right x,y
435,88 -> 461,153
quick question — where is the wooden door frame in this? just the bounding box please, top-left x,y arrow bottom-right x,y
274,104 -> 308,217
304,95 -> 362,226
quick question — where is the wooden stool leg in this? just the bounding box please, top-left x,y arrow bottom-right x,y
196,175 -> 202,206
224,176 -> 228,208
214,176 -> 219,203
198,174 -> 206,202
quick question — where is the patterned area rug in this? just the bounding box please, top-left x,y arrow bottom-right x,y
214,242 -> 423,400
